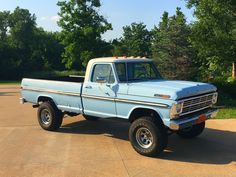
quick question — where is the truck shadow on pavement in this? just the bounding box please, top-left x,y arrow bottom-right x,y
163,128 -> 236,165
59,118 -> 236,165
60,118 -> 130,141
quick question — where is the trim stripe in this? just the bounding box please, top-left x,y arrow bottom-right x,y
82,94 -> 115,101
82,94 -> 169,108
116,98 -> 169,108
22,88 -> 169,108
22,88 -> 81,97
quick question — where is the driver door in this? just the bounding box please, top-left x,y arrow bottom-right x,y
82,63 -> 118,118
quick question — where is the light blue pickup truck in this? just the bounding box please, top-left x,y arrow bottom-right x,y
21,57 -> 218,156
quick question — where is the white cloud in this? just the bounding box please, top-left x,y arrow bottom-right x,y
40,16 -> 47,21
50,15 -> 60,22
39,15 -> 60,22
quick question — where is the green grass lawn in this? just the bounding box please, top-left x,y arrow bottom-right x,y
0,80 -> 20,85
215,108 -> 236,119
215,92 -> 236,119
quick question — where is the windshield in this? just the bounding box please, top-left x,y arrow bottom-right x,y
115,62 -> 162,82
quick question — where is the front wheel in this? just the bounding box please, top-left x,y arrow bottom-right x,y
177,122 -> 205,138
37,102 -> 63,131
129,116 -> 168,157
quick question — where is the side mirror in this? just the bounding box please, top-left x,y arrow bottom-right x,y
96,76 -> 106,83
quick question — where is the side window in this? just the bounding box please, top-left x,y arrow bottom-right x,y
91,64 -> 115,83
115,63 -> 126,82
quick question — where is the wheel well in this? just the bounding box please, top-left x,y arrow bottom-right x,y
129,108 -> 162,123
38,96 -> 54,104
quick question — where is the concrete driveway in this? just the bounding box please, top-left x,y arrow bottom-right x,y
0,85 -> 235,177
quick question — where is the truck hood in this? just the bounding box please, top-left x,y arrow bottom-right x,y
127,80 -> 217,100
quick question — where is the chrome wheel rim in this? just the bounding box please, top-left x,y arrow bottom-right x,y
136,127 -> 153,148
41,109 -> 51,125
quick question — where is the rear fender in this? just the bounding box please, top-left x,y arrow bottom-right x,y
37,95 -> 56,106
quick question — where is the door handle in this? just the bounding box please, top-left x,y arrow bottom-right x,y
106,84 -> 111,87
85,85 -> 92,89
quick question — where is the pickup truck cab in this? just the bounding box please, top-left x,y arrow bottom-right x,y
21,57 -> 218,156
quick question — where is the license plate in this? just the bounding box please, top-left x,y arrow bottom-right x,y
196,114 -> 206,124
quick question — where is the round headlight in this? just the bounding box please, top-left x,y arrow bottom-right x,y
212,93 -> 218,104
170,102 -> 183,119
176,103 -> 182,113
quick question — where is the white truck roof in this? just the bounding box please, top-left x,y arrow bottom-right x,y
84,57 -> 152,81
89,57 -> 152,63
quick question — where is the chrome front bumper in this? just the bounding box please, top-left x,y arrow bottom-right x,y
169,108 -> 218,130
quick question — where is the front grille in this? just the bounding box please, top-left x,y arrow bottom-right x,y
180,93 -> 215,116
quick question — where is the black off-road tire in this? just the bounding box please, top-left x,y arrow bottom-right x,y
177,122 -> 205,138
37,102 -> 63,131
83,115 -> 99,121
129,116 -> 168,157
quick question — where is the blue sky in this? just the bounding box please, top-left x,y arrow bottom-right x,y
0,0 -> 194,41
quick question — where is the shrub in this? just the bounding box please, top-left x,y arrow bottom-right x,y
212,80 -> 236,99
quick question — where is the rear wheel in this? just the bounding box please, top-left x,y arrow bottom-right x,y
129,116 -> 168,156
37,102 -> 63,131
83,115 -> 99,121
177,122 -> 205,138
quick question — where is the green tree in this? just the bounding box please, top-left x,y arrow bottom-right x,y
0,11 -> 12,79
8,7 -> 38,73
8,7 -> 36,49
0,7 -> 38,79
0,11 -> 10,41
0,7 -> 65,80
113,22 -> 151,57
111,39 -> 127,57
33,29 -> 64,70
57,0 -> 112,69
152,8 -> 195,80
186,0 -> 236,79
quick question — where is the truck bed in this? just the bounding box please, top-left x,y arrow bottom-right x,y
30,75 -> 84,83
21,78 -> 84,114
